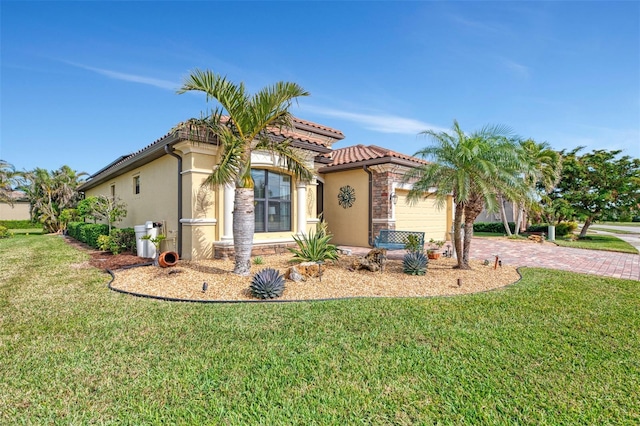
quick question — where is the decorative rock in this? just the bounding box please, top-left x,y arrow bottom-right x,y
285,265 -> 305,282
353,248 -> 388,272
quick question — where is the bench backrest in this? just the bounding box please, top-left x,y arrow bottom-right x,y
377,230 -> 424,246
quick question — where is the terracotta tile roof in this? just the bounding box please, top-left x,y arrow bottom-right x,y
80,116 -> 343,189
321,144 -> 428,169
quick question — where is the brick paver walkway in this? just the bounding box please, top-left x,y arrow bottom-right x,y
339,238 -> 640,281
470,238 -> 640,281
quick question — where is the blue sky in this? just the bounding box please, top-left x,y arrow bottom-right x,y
1,1 -> 639,175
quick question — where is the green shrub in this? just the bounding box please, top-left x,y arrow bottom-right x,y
0,225 -> 14,239
404,234 -> 423,253
0,220 -> 41,230
526,222 -> 577,237
253,256 -> 264,265
473,222 -> 516,234
97,235 -> 112,251
66,221 -> 109,248
109,228 -> 136,254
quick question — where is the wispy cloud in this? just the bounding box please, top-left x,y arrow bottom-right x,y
501,58 -> 531,79
301,105 -> 448,135
448,14 -> 507,35
64,61 -> 178,90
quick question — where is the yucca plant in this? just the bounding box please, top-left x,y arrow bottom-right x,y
250,268 -> 286,299
403,251 -> 428,276
288,226 -> 339,263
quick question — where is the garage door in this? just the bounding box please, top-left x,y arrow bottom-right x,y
395,189 -> 449,241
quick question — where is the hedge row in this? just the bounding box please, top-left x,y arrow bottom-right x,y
527,222 -> 578,237
473,222 -> 516,234
67,222 -> 109,248
0,220 -> 41,229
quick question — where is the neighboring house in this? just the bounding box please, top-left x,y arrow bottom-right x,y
78,119 -> 453,260
475,200 -> 528,231
0,191 -> 31,221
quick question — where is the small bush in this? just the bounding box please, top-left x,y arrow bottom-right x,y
97,235 -> 112,252
109,228 -> 136,254
66,221 -> 109,248
253,256 -> 264,265
404,234 -> 423,253
527,222 -> 577,237
0,225 -> 14,239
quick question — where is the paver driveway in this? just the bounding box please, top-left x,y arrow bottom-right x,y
470,237 -> 640,281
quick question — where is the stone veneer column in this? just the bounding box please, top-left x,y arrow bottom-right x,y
296,181 -> 307,235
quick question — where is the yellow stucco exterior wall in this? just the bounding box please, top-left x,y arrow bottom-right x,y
83,142 -> 318,260
322,169 -> 369,247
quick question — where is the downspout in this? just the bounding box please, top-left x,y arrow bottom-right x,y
164,145 -> 182,258
363,165 -> 374,247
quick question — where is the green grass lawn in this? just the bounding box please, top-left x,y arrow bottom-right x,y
473,231 -> 506,237
554,234 -> 638,254
7,228 -> 45,235
590,227 -> 640,235
1,235 -> 639,424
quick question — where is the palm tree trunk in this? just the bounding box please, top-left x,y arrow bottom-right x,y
460,193 -> 485,269
498,195 -> 512,236
453,201 -> 464,269
514,204 -> 523,236
232,187 -> 255,275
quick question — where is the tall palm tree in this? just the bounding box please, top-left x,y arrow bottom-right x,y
21,166 -> 86,233
511,140 -> 562,235
404,120 -> 528,269
0,160 -> 18,205
178,69 -> 312,275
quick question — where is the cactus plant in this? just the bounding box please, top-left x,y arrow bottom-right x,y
403,251 -> 428,276
250,268 -> 286,299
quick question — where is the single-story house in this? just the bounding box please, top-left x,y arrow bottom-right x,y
78,118 -> 453,260
0,191 -> 31,221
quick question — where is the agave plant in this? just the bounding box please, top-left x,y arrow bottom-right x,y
403,251 -> 428,276
288,227 -> 339,263
250,268 -> 286,299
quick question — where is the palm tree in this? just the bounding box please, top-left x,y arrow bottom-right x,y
21,166 -> 86,233
178,69 -> 312,275
404,120 -> 528,269
0,160 -> 18,205
511,140 -> 562,235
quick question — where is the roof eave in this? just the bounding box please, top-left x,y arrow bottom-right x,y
318,156 -> 423,173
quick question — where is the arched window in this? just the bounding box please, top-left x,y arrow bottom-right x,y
252,169 -> 291,232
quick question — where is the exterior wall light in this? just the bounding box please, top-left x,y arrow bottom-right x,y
390,192 -> 398,205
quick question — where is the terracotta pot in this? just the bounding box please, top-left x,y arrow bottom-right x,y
158,251 -> 179,268
427,251 -> 441,260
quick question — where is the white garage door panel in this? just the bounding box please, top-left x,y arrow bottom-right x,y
396,190 -> 448,240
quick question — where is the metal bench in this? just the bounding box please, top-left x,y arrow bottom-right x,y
373,229 -> 425,251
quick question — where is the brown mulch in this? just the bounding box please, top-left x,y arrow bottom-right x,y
64,237 -> 521,302
64,236 -> 150,270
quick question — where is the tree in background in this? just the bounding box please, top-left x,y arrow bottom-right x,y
501,139 -> 562,236
78,195 -> 127,233
0,160 -> 19,205
404,120 -> 531,269
551,148 -> 640,237
20,166 -> 87,233
178,69 -> 312,275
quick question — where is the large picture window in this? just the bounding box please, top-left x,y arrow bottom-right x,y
252,169 -> 291,233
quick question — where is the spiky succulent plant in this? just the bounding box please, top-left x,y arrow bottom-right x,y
250,268 -> 286,299
403,251 -> 428,276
